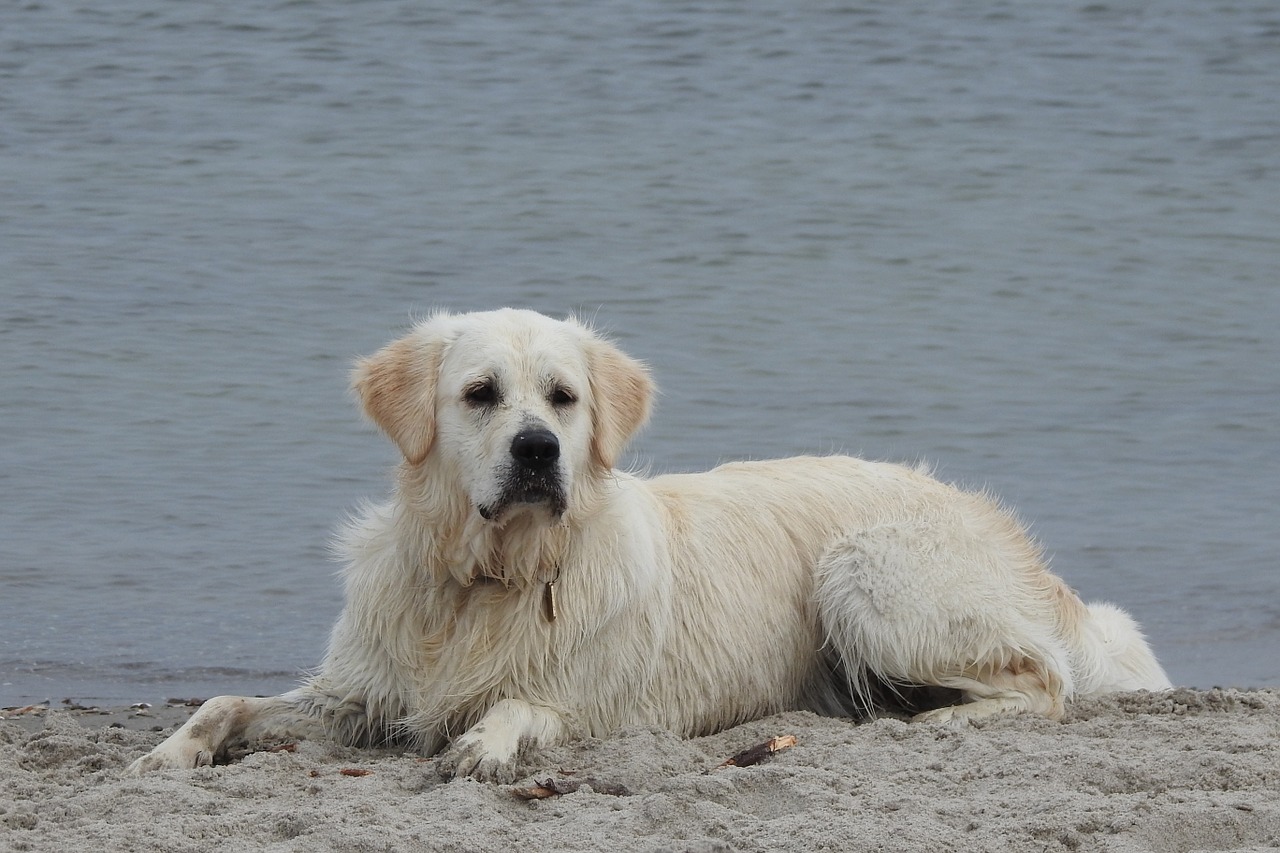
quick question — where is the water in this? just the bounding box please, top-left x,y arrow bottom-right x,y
2,2 -> 1277,705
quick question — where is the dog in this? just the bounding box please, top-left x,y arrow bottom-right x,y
128,308 -> 1171,782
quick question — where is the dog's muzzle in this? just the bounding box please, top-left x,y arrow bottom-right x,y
477,428 -> 567,520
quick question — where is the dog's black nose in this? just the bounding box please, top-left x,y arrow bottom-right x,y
510,429 -> 560,468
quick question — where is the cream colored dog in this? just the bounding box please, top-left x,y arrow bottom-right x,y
128,308 -> 1171,782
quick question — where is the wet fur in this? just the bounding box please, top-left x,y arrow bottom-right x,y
128,309 -> 1171,782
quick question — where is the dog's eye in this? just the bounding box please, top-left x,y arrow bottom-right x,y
550,386 -> 577,407
463,380 -> 499,407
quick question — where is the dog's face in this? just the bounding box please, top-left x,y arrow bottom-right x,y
353,309 -> 653,523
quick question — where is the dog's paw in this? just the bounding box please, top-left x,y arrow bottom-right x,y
124,739 -> 214,775
436,744 -> 519,784
436,729 -> 522,784
913,699 -> 1019,726
912,705 -> 970,727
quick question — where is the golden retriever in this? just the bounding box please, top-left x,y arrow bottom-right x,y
128,308 -> 1171,782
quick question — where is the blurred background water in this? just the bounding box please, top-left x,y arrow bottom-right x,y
2,1 -> 1277,705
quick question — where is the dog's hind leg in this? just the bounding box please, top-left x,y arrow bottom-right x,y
815,513 -> 1073,723
909,656 -> 1066,723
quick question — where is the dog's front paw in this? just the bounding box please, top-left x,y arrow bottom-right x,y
125,738 -> 215,776
436,728 -> 522,784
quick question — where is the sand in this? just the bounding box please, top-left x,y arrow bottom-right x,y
2,688 -> 1278,852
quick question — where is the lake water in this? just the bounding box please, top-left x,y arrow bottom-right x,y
2,1 -> 1278,705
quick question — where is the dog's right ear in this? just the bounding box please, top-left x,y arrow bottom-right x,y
351,331 -> 445,465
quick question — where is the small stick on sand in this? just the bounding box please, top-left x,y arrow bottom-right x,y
510,777 -> 631,799
715,735 -> 798,770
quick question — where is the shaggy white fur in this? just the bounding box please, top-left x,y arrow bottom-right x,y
127,308 -> 1171,782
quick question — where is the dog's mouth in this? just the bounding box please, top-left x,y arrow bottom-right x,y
476,471 -> 567,522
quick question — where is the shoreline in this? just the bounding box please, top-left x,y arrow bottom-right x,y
1,698 -> 205,735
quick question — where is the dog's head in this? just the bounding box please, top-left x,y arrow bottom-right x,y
352,309 -> 653,523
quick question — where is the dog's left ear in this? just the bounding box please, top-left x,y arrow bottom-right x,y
585,336 -> 654,469
351,329 -> 445,465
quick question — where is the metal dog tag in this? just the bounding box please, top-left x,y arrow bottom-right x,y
543,579 -> 558,623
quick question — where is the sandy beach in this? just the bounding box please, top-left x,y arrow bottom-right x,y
2,687 -> 1277,852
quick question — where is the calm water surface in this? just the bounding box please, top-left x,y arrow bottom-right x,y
2,2 -> 1278,704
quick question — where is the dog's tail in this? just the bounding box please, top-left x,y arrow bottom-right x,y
1069,601 -> 1173,696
